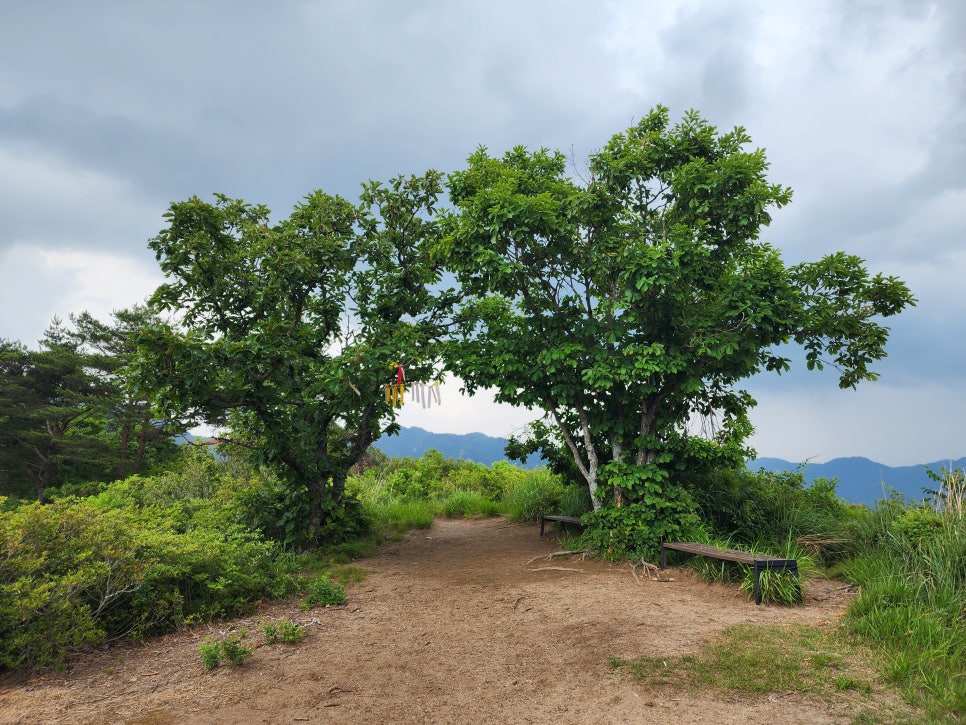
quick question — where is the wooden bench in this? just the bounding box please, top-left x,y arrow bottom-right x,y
659,541 -> 799,605
540,514 -> 583,537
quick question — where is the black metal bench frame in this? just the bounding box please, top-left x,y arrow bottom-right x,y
539,514 -> 583,537
659,541 -> 799,605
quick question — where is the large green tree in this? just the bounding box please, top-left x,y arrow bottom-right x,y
137,172 -> 452,544
443,107 -> 914,531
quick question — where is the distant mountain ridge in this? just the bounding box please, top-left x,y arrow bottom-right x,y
750,456 -> 966,507
375,426 -> 538,468
376,427 -> 963,506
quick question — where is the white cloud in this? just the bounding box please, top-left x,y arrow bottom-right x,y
0,246 -> 162,345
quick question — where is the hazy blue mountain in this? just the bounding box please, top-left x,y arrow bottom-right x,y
749,456 -> 966,507
375,427 -> 963,507
375,426 -> 544,468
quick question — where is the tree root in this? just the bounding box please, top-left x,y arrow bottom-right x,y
630,558 -> 674,583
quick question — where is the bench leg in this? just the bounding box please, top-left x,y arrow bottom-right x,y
540,517 -> 546,537
659,545 -> 667,569
754,562 -> 763,605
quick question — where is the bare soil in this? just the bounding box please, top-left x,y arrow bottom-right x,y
1,517 -> 868,724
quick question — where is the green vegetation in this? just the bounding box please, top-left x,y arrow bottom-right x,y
1,105 -> 957,720
301,575 -> 347,610
135,173 -> 454,547
0,310 -> 185,504
0,449 -> 300,671
610,623 -> 895,720
198,632 -> 255,669
443,106 -> 914,559
1,437 -> 964,720
260,619 -> 307,645
614,465 -> 966,721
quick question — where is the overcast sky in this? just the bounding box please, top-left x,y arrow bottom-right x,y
1,1 -> 963,466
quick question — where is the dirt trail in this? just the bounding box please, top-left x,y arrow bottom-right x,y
0,517 -> 860,724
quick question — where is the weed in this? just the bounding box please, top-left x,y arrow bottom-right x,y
198,637 -> 222,669
435,490 -> 501,518
261,619 -> 306,645
198,632 -> 254,669
301,575 -> 347,610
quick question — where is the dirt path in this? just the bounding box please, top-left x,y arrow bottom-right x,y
0,517 -> 860,724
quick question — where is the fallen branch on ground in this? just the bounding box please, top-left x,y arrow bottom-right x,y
528,566 -> 583,572
523,550 -> 589,566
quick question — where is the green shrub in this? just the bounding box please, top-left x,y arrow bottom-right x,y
690,466 -> 852,554
261,619 -> 306,645
0,500 -> 144,670
301,575 -> 347,610
198,632 -> 254,669
890,507 -> 944,547
582,499 -> 701,561
0,477 -> 299,672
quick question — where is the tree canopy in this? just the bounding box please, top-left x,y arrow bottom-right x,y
136,172 -> 453,544
0,311 -> 183,501
0,323 -> 112,500
442,106 -> 914,545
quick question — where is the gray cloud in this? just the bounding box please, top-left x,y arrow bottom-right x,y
0,0 -> 962,462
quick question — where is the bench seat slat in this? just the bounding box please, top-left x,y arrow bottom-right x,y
539,514 -> 584,536
661,541 -> 787,564
660,541 -> 799,605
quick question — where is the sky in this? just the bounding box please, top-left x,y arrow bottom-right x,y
1,1 -> 963,466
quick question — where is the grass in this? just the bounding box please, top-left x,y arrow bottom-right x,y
842,518 -> 966,719
610,622 -> 917,722
434,489 -> 501,518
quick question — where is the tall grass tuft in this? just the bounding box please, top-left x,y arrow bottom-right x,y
843,467 -> 966,719
435,490 -> 501,518
499,469 -> 567,521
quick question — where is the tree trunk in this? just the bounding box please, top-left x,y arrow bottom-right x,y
550,404 -> 601,511
305,472 -> 347,543
134,424 -> 148,474
611,439 -> 624,506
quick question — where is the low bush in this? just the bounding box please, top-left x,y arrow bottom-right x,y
301,575 -> 347,610
690,466 -> 853,556
260,619 -> 306,644
0,459 -> 300,672
198,632 -> 254,669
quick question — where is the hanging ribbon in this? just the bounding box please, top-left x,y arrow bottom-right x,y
384,365 -> 406,407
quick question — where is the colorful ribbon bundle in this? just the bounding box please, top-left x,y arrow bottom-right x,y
384,365 -> 406,407
383,365 -> 441,408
